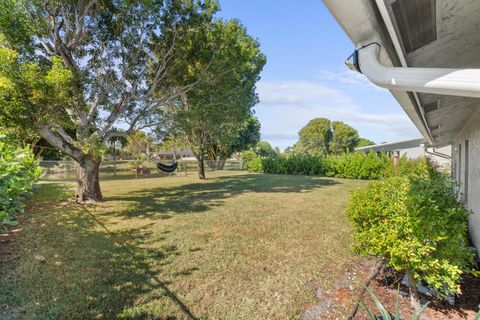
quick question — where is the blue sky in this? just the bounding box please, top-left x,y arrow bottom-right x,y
216,0 -> 421,150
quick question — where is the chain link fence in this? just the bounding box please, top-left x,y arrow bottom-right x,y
39,159 -> 244,181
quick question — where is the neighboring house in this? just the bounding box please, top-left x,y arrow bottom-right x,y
323,0 -> 480,252
355,138 -> 451,169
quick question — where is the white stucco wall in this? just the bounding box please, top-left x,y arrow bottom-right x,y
452,109 -> 480,252
399,146 -> 451,169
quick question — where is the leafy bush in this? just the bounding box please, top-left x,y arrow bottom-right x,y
242,152 -> 389,179
325,152 -> 390,179
262,154 -> 325,175
347,158 -> 476,296
241,150 -> 263,172
0,136 -> 41,228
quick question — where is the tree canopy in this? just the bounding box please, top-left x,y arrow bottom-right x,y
254,141 -> 278,158
296,118 -> 333,156
0,0 -> 243,200
292,118 -> 373,156
163,19 -> 265,178
357,138 -> 375,148
330,121 -> 360,154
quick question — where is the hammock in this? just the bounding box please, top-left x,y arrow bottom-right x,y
156,162 -> 178,173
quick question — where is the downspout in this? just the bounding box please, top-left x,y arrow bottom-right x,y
353,44 -> 480,98
372,0 -> 433,144
348,1 -> 480,144
424,146 -> 452,160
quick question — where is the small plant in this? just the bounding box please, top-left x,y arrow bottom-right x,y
361,286 -> 428,320
361,286 -> 480,320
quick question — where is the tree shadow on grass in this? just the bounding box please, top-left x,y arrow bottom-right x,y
0,202 -> 198,320
103,173 -> 340,219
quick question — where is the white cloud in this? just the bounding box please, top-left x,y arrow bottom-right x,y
255,79 -> 420,150
314,70 -> 384,91
257,81 -> 352,106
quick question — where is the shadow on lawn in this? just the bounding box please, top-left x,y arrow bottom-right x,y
1,198 -> 198,319
104,173 -> 340,219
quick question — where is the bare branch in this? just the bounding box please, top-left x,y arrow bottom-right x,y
38,126 -> 82,161
97,91 -> 133,138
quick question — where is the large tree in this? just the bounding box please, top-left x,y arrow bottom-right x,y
330,121 -> 360,154
165,19 -> 265,179
296,118 -> 333,156
206,115 -> 261,164
0,0 -> 219,201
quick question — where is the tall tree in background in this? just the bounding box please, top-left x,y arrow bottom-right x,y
293,118 -> 374,155
0,0 -> 218,201
330,121 -> 360,154
165,19 -> 265,179
357,138 -> 375,147
296,118 -> 333,156
254,140 -> 278,158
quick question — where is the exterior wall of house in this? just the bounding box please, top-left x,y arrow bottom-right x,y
452,109 -> 480,252
398,145 -> 451,169
357,143 -> 451,169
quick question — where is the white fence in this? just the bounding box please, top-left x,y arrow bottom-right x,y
39,159 -> 244,181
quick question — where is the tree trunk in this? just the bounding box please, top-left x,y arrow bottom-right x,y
216,159 -> 226,170
76,157 -> 103,202
406,271 -> 421,311
198,154 -> 206,179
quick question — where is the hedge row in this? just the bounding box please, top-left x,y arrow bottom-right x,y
0,136 -> 41,227
241,151 -> 391,180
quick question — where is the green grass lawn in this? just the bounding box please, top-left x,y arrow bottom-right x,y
0,171 -> 367,319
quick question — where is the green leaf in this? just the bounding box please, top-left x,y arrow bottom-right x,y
472,310 -> 480,320
3,219 -> 18,226
360,301 -> 378,320
394,287 -> 400,320
365,286 -> 391,320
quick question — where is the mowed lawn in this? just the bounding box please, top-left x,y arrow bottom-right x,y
0,171 -> 368,319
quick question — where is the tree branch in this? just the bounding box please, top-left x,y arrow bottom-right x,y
38,126 -> 82,161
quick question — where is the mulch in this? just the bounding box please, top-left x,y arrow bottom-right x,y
310,262 -> 480,320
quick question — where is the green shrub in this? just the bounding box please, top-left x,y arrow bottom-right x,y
347,158 -> 476,296
262,154 -> 325,175
241,150 -> 263,172
325,152 -> 390,180
247,152 -> 389,179
0,136 -> 41,228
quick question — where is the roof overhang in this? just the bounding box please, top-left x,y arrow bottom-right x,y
355,137 -> 425,152
323,0 -> 480,148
